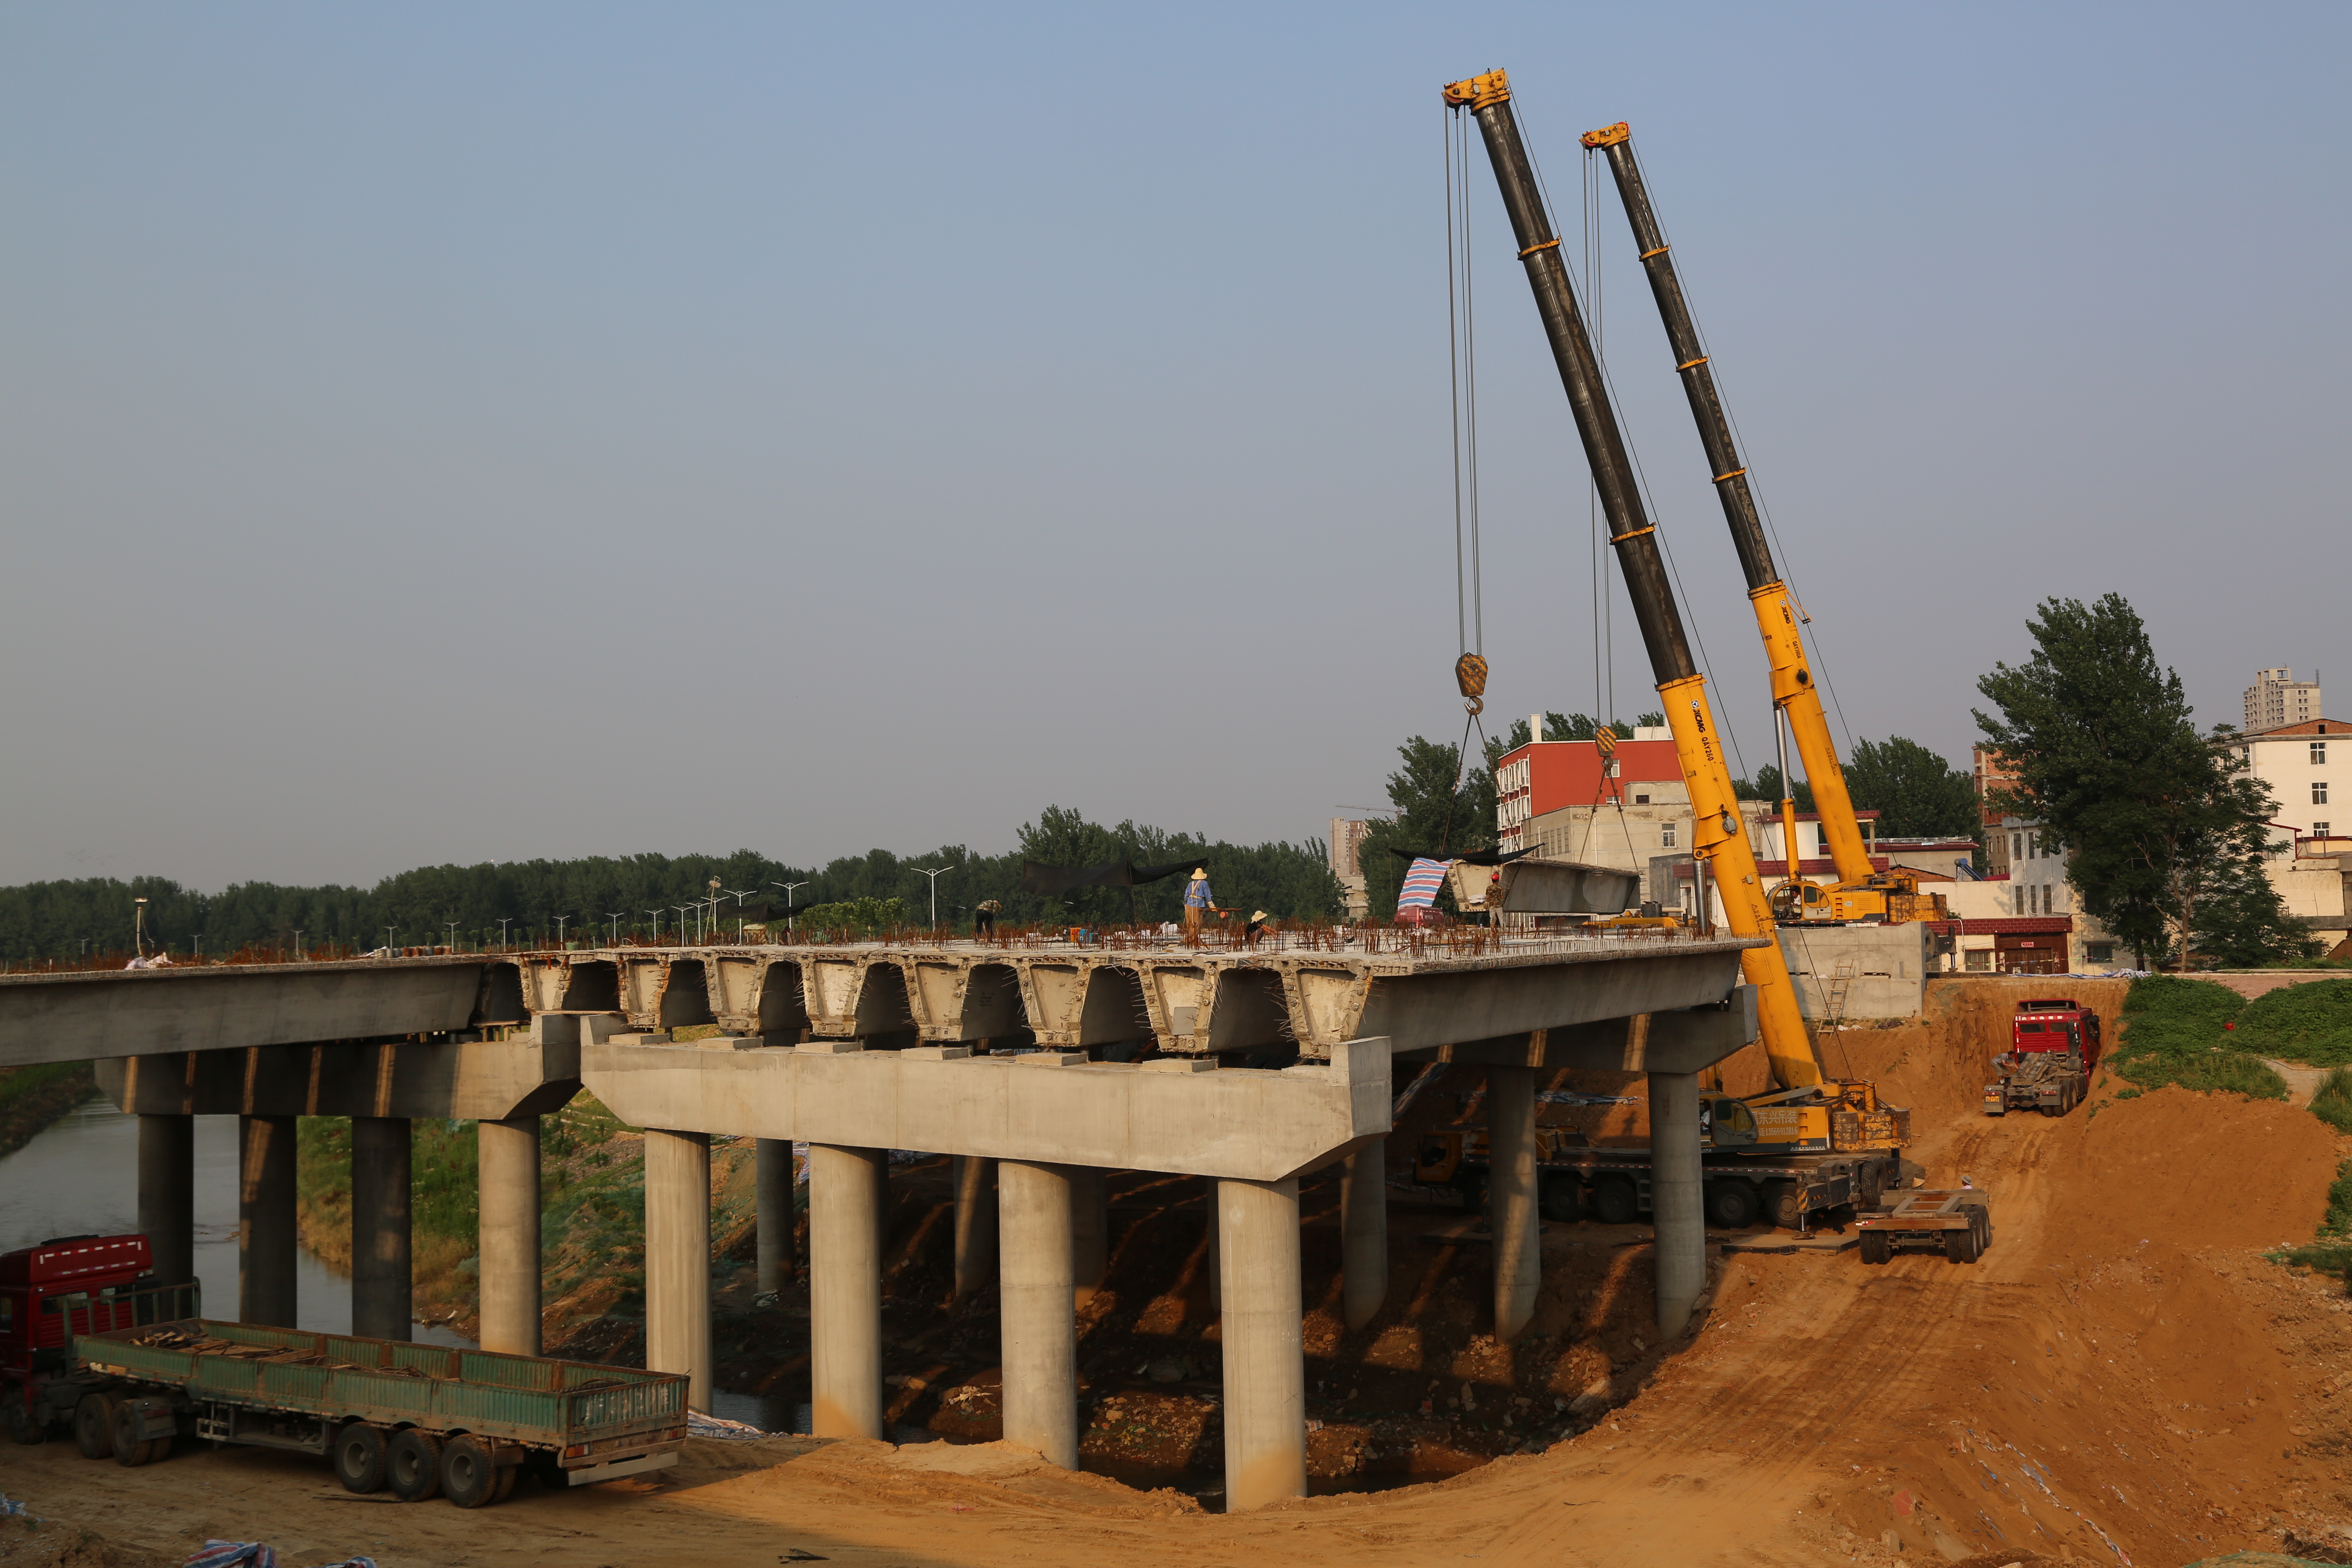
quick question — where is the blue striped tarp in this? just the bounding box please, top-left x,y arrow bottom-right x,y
1397,857 -> 1452,910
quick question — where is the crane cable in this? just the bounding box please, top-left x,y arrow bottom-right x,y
1440,103 -> 1492,854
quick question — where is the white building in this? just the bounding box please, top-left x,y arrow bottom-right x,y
2245,667 -> 2323,733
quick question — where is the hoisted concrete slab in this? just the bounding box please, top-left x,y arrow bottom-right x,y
1492,857 -> 1646,915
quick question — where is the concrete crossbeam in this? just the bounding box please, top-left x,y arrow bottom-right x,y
95,1038 -> 581,1123
1407,985 -> 1759,1074
583,1037 -> 1393,1183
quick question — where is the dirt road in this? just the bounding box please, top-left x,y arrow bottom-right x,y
5,979 -> 2346,1568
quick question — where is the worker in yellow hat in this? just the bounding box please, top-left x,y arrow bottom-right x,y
1182,868 -> 1224,941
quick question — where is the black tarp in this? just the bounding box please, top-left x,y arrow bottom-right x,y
1383,846 -> 1539,867
1018,858 -> 1201,898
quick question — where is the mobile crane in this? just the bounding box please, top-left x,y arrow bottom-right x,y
1577,120 -> 1946,928
1439,69 -> 1907,1192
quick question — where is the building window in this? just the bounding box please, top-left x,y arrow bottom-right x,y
2315,742 -> 2329,765
2011,832 -> 2022,859
1965,949 -> 1992,972
2014,886 -> 2027,915
2087,942 -> 2114,964
2319,822 -> 2334,839
1633,793 -> 1650,805
2317,782 -> 2331,805
2042,884 -> 2054,914
1661,823 -> 1677,848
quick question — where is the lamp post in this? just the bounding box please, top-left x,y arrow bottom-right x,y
674,907 -> 690,946
771,881 -> 809,938
645,909 -> 663,944
608,913 -> 624,945
911,866 -> 950,931
134,896 -> 149,958
384,927 -> 398,955
554,915 -> 570,949
498,917 -> 511,951
446,921 -> 460,952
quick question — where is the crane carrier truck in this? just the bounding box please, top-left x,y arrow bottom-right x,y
2,1233 -> 687,1507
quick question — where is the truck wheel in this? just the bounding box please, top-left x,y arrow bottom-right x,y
110,1403 -> 159,1466
4,1394 -> 44,1446
491,1462 -> 521,1504
441,1434 -> 500,1508
1703,1181 -> 1759,1229
1859,1231 -> 1891,1266
1943,1225 -> 1982,1264
73,1394 -> 118,1461
1538,1172 -> 1580,1223
1856,1160 -> 1886,1212
1452,1169 -> 1488,1214
335,1422 -> 389,1494
387,1429 -> 443,1502
1590,1176 -> 1638,1226
1762,1181 -> 1802,1231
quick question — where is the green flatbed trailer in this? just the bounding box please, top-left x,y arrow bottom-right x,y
62,1314 -> 688,1507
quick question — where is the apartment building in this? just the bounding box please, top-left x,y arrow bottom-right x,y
2245,667 -> 2323,733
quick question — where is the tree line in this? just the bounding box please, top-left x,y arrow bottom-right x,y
0,807 -> 1342,961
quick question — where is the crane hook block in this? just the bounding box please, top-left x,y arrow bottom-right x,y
1455,653 -> 1489,714
1595,725 -> 1617,757
1441,70 -> 1511,110
1580,122 -> 1631,150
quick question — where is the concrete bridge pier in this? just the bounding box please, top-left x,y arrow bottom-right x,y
1202,1178 -> 1221,1313
1217,1175 -> 1306,1512
351,1117 -> 412,1341
1648,1070 -> 1706,1338
1340,1137 -> 1388,1332
952,1155 -> 997,1300
644,1129 -> 713,1412
238,1114 -> 297,1327
756,1138 -> 797,1295
997,1159 -> 1077,1466
1486,1067 -> 1540,1343
1069,1166 -> 1109,1304
136,1114 -> 194,1287
807,1143 -> 886,1439
478,1116 -> 543,1355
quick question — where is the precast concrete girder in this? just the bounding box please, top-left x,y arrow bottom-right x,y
1406,984 -> 1760,1073
1493,858 -> 1645,915
583,1037 -> 1393,1183
96,1037 -> 581,1122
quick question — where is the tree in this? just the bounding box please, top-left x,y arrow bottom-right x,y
1974,594 -> 2314,969
1843,737 -> 1982,841
1733,765 -> 1816,813
1496,710 -> 1666,753
1356,737 -> 1494,918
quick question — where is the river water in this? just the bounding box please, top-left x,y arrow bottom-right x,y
0,1097 -> 470,1347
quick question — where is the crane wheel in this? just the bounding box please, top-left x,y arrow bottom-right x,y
1539,1172 -> 1581,1223
1703,1180 -> 1759,1229
1762,1181 -> 1802,1231
1590,1176 -> 1639,1226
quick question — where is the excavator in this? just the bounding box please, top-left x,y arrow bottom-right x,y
1439,69 -> 1908,1197
1577,120 -> 1947,929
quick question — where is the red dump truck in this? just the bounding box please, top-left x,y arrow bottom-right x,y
2,1234 -> 686,1506
1983,998 -> 2103,1117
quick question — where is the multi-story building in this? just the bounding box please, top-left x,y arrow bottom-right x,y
2222,717 -> 2344,851
2245,668 -> 2324,733
1329,816 -> 1372,919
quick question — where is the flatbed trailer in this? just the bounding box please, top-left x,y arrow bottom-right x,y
22,1291 -> 685,1507
1416,1126 -> 1921,1232
1855,1189 -> 1991,1265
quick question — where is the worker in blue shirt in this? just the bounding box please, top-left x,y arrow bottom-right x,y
1183,868 -> 1224,940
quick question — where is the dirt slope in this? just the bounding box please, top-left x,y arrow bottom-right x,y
5,976 -> 2348,1568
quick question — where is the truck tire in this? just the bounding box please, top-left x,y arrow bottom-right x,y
491,1462 -> 521,1504
388,1429 -> 443,1502
335,1422 -> 389,1494
441,1434 -> 501,1508
1589,1176 -> 1639,1226
1538,1172 -> 1580,1223
1856,1160 -> 1886,1212
1762,1180 -> 1802,1231
1962,1203 -> 1992,1256
1703,1180 -> 1759,1229
73,1394 -> 118,1461
110,1402 -> 167,1467
1944,1225 -> 1982,1264
1859,1231 -> 1891,1266
4,1393 -> 45,1446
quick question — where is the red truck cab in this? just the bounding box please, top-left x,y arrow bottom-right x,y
2,1234 -> 163,1440
2011,998 -> 2102,1073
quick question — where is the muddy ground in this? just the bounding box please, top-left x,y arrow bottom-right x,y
4,976 -> 2348,1567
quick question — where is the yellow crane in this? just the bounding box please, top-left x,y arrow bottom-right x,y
1578,120 -> 1946,927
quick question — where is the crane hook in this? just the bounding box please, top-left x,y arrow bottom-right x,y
1455,653 -> 1488,716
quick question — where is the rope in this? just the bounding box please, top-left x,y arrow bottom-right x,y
1444,107 -> 1484,661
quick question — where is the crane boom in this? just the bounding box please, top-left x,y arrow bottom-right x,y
1577,122 -> 1874,889
1439,69 -> 1820,1091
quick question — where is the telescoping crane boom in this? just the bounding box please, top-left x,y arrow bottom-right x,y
1577,121 -> 1946,927
1439,69 -> 1906,1158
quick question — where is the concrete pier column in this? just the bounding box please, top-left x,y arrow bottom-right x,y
807,1144 -> 886,1439
644,1129 -> 713,1412
1486,1066 -> 1540,1343
350,1117 -> 412,1341
136,1115 -> 194,1287
1648,1069 -> 1707,1338
1340,1137 -> 1388,1332
1069,1166 -> 1109,1304
237,1114 -> 297,1327
756,1138 -> 797,1295
952,1155 -> 998,1300
477,1116 -> 542,1356
1216,1176 -> 1306,1511
997,1159 -> 1077,1468
1203,1177 -> 1221,1313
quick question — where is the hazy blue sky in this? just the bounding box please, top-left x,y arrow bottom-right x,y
5,4 -> 2345,890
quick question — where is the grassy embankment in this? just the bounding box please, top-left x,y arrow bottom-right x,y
2118,976 -> 2352,1272
294,1082 -> 771,1348
0,1061 -> 97,1160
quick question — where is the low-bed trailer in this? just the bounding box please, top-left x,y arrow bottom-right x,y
4,1235 -> 686,1507
1855,1189 -> 1991,1265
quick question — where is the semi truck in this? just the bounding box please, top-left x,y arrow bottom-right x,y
2,1234 -> 687,1507
1414,1090 -> 1921,1232
1984,998 -> 2103,1117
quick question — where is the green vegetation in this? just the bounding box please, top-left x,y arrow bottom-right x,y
793,898 -> 909,939
2235,980 -> 2352,1067
0,1061 -> 97,1158
2268,1159 -> 2352,1276
2107,976 -> 2287,1100
2308,1070 -> 2352,1135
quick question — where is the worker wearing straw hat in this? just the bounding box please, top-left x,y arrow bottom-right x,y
1243,909 -> 1274,947
1182,868 -> 1223,940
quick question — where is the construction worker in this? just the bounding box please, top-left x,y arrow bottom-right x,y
974,899 -> 1002,940
1182,869 -> 1223,940
1243,909 -> 1274,946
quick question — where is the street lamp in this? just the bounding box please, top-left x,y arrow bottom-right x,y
771,881 -> 809,938
383,927 -> 398,955
645,909 -> 663,943
554,915 -> 570,949
608,913 -> 624,945
499,918 -> 511,951
290,931 -> 300,961
674,907 -> 690,946
133,897 -> 149,958
911,866 -> 950,930
446,921 -> 460,952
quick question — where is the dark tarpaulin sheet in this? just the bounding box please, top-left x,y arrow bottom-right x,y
1018,859 -> 1200,898
1384,846 -> 1538,867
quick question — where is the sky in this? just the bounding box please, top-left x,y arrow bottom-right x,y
3,3 -> 2345,891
